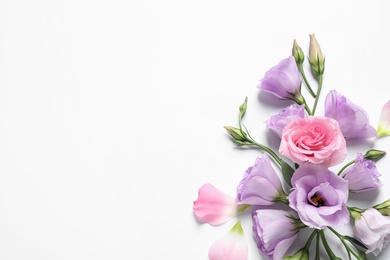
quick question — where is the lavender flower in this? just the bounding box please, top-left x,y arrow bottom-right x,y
341,153 -> 382,192
288,163 -> 349,229
257,56 -> 302,101
265,104 -> 305,138
352,208 -> 390,256
252,209 -> 300,259
325,90 -> 377,140
237,154 -> 284,206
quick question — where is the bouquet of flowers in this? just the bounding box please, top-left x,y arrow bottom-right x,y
193,34 -> 390,260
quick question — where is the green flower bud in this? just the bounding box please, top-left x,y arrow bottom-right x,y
308,33 -> 325,75
283,248 -> 309,260
374,199 -> 390,216
292,39 -> 304,64
224,126 -> 247,142
363,149 -> 386,162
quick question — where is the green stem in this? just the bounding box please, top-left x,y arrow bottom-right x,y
311,74 -> 323,115
315,231 -> 321,260
298,63 -> 316,98
304,230 -> 319,251
247,139 -> 283,166
319,229 -> 337,259
337,159 -> 355,176
294,94 -> 312,115
328,227 -> 360,259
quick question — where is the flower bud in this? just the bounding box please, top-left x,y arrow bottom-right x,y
292,39 -> 304,64
364,149 -> 386,162
374,199 -> 390,216
308,34 -> 325,75
283,248 -> 309,260
224,126 -> 247,142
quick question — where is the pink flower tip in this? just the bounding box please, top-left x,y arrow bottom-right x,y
208,220 -> 248,260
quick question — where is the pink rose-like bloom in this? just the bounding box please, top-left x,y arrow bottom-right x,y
341,153 -> 382,192
193,183 -> 238,226
325,90 -> 377,140
208,221 -> 248,260
258,56 -> 302,100
353,208 -> 390,256
265,104 -> 305,138
378,100 -> 390,137
237,154 -> 283,206
279,116 -> 347,167
289,163 -> 349,229
252,209 -> 299,259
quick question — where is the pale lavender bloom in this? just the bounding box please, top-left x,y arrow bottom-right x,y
378,100 -> 390,137
265,104 -> 305,138
341,153 -> 382,192
325,90 -> 377,140
353,208 -> 390,256
288,163 -> 349,229
258,56 -> 302,100
237,154 -> 283,206
252,209 -> 299,259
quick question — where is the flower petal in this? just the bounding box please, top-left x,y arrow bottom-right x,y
378,100 -> 390,137
208,221 -> 248,260
193,183 -> 237,226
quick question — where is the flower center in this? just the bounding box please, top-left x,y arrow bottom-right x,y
309,193 -> 326,207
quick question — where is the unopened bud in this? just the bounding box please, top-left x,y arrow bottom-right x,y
308,34 -> 325,75
374,199 -> 390,216
364,149 -> 386,162
224,126 -> 247,142
283,248 -> 309,260
292,39 -> 304,64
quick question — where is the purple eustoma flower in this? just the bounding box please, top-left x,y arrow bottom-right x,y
353,208 -> 390,256
325,90 -> 377,140
237,154 -> 284,206
265,104 -> 305,138
288,163 -> 349,229
252,209 -> 299,259
258,56 -> 302,101
341,153 -> 382,192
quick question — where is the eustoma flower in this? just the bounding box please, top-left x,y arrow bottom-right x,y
378,100 -> 390,137
252,209 -> 301,259
237,154 -> 285,206
351,208 -> 390,256
208,221 -> 248,260
265,104 -> 305,138
193,183 -> 240,226
325,90 -> 377,140
288,163 -> 349,229
257,56 -> 303,102
341,153 -> 382,192
279,116 -> 347,167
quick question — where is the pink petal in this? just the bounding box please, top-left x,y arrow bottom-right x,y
208,221 -> 248,260
378,100 -> 390,137
193,183 -> 238,226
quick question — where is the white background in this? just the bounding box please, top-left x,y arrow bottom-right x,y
1,0 -> 390,259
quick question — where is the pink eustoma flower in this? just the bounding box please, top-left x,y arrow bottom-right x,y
193,183 -> 238,226
279,116 -> 347,167
265,104 -> 305,138
237,154 -> 284,206
258,56 -> 302,101
289,163 -> 349,229
353,208 -> 390,256
378,100 -> 390,137
325,90 -> 377,140
208,221 -> 248,260
252,209 -> 299,259
341,153 -> 382,192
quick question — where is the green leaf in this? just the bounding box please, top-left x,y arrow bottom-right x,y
281,161 -> 295,186
343,236 -> 368,250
